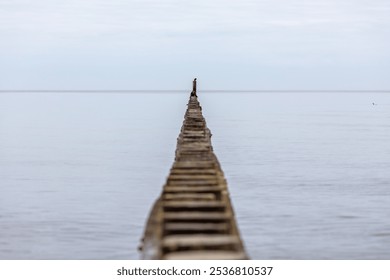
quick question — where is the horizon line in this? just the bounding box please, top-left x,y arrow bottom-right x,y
1,89 -> 390,93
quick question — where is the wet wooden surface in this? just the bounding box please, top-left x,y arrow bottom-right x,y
140,95 -> 247,260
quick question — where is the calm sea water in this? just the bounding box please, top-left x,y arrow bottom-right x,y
0,91 -> 389,259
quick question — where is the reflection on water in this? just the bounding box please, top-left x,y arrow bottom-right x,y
1,91 -> 390,259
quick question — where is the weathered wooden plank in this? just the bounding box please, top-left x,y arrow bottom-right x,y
164,222 -> 229,234
172,161 -> 215,168
163,193 -> 216,201
169,169 -> 217,175
163,212 -> 231,222
162,235 -> 241,251
163,186 -> 225,193
163,250 -> 247,260
163,200 -> 226,211
168,175 -> 218,181
167,180 -> 219,186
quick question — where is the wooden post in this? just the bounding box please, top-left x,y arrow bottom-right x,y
191,78 -> 197,97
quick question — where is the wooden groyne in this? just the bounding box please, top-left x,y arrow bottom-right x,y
140,85 -> 247,260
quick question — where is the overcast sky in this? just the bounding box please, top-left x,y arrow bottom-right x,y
0,0 -> 389,90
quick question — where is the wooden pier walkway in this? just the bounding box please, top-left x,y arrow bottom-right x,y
140,89 -> 247,260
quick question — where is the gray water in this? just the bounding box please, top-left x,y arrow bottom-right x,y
0,91 -> 389,259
